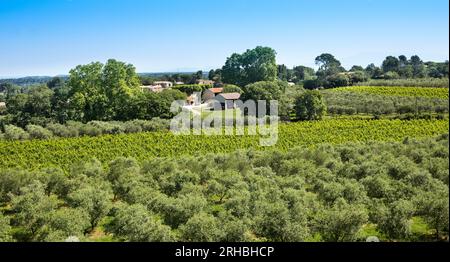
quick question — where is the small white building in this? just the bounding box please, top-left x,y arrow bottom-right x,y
153,81 -> 173,89
0,102 -> 6,108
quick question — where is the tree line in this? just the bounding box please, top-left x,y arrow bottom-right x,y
1,47 -> 448,128
212,48 -> 448,89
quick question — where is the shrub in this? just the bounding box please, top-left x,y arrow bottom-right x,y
139,118 -> 170,132
294,90 -> 327,120
123,121 -> 143,133
349,71 -> 368,83
303,79 -> 321,90
172,84 -> 211,95
3,125 -> 29,140
326,74 -> 350,88
384,71 -> 400,80
79,125 -> 102,137
87,121 -> 124,135
46,123 -> 79,138
26,125 -> 53,140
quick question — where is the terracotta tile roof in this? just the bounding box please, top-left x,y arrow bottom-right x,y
208,88 -> 223,94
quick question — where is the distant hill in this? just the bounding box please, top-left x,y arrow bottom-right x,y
0,76 -> 68,87
0,72 -> 210,87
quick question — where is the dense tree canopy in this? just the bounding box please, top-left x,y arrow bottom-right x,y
67,59 -> 141,122
222,46 -> 277,87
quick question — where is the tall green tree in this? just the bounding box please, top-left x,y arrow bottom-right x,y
67,59 -> 141,122
315,53 -> 345,79
293,66 -> 315,82
277,64 -> 288,81
410,55 -> 426,78
222,46 -> 277,86
382,56 -> 400,73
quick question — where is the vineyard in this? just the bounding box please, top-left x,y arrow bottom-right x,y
0,119 -> 448,171
332,86 -> 449,99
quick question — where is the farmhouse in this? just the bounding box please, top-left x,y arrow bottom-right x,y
202,87 -> 223,101
215,93 -> 241,110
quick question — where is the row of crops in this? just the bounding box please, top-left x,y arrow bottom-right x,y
0,119 -> 448,171
332,86 -> 449,99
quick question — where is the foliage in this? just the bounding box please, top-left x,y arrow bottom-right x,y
0,119 -> 171,141
68,183 -> 113,231
3,125 -> 29,140
0,212 -> 12,242
107,204 -> 175,242
0,119 -> 448,171
322,89 -> 449,116
316,198 -> 368,241
332,86 -> 449,99
355,78 -> 449,88
67,59 -> 141,121
172,84 -> 212,95
180,212 -> 224,242
0,136 -> 447,242
222,85 -> 243,94
26,125 -> 53,139
222,46 -> 277,87
9,181 -> 59,241
294,90 -> 327,120
242,80 -> 285,104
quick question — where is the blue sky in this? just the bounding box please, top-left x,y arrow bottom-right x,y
0,0 -> 448,77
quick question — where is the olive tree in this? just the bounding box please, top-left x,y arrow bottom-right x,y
10,181 -> 58,240
315,198 -> 368,242
179,212 -> 224,242
108,204 -> 175,242
68,183 -> 113,231
376,200 -> 415,240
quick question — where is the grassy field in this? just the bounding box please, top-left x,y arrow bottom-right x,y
0,119 -> 448,171
332,86 -> 449,99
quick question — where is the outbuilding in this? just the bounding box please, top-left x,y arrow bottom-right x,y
215,93 -> 241,110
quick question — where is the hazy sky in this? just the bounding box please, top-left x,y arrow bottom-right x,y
0,0 -> 449,77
